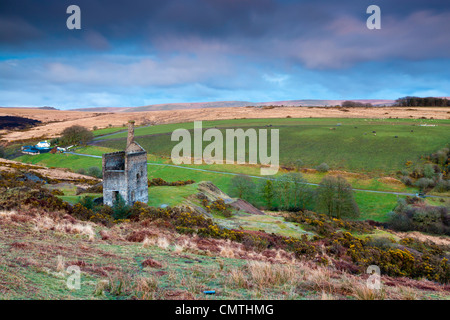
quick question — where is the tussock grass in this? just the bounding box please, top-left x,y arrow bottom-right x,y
142,236 -> 171,250
247,261 -> 297,287
352,284 -> 387,300
134,276 -> 160,300
34,216 -> 95,240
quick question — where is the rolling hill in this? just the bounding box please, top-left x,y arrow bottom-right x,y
70,99 -> 396,112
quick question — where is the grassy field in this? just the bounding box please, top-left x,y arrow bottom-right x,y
16,149 -> 408,222
94,117 -> 450,174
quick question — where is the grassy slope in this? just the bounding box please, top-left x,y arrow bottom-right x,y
95,118 -> 450,174
15,117 -> 450,222
16,151 -> 406,222
2,209 -> 448,300
0,220 -> 258,300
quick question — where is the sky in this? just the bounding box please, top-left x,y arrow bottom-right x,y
0,0 -> 449,109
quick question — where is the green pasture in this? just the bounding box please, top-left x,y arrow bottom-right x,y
93,118 -> 450,175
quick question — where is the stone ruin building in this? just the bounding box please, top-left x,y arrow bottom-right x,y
102,120 -> 148,206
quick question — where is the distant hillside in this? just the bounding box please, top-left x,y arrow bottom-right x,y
70,107 -> 130,112
126,101 -> 254,112
70,99 -> 395,112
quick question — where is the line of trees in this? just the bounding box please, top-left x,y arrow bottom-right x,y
228,173 -> 360,220
395,96 -> 450,107
341,101 -> 374,108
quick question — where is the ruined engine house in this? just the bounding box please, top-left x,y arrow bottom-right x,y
102,120 -> 148,206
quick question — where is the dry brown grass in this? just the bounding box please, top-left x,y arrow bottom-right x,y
228,269 -> 251,289
392,231 -> 450,247
134,276 -> 159,300
142,236 -> 171,250
33,215 -> 95,240
2,106 -> 449,142
352,283 -> 387,300
1,202 -> 449,300
247,261 -> 297,287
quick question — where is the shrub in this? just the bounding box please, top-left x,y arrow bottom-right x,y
423,163 -> 436,179
400,175 -> 413,186
316,163 -> 330,172
77,196 -> 95,210
87,166 -> 102,178
434,179 -> 450,192
51,189 -> 64,196
386,199 -> 450,236
366,237 -> 396,250
202,198 -> 233,217
148,178 -> 194,186
293,159 -> 304,171
415,177 -> 434,190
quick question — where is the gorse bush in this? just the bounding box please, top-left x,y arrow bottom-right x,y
286,210 -> 374,236
148,177 -> 195,187
202,198 -> 232,217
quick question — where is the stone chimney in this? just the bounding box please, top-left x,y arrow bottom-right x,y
127,120 -> 135,149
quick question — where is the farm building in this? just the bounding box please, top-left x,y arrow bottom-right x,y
36,140 -> 51,148
21,141 -> 52,155
102,120 -> 148,206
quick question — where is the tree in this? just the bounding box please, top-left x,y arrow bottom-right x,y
112,193 -> 131,220
60,125 -> 93,146
273,173 -> 313,211
423,163 -> 435,179
228,174 -> 255,201
77,195 -> 95,210
317,175 -> 359,219
415,177 -> 434,190
0,146 -> 5,158
342,101 -> 374,108
259,179 -> 274,209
